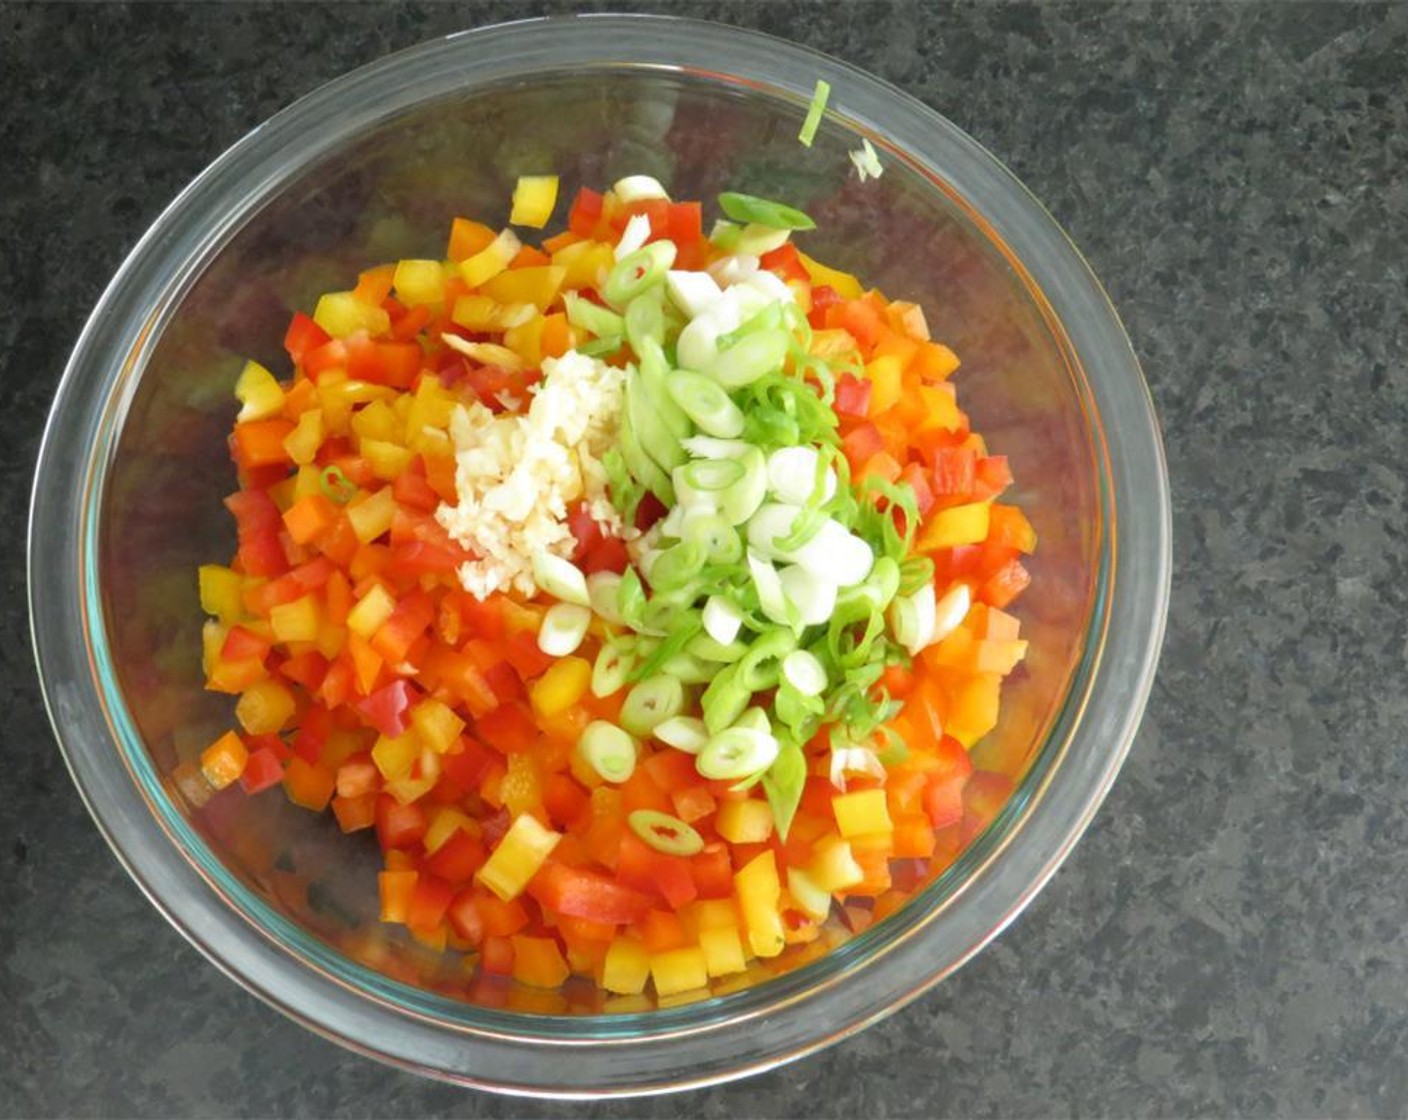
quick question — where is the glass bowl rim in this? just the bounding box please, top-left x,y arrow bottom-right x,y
28,12 -> 1170,1098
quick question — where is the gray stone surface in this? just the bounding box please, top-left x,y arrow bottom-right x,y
4,1 -> 1407,1115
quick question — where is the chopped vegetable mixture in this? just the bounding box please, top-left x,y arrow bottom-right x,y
191,173 -> 1035,999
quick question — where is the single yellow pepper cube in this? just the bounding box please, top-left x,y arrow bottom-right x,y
235,678 -> 296,736
602,936 -> 651,995
199,730 -> 248,791
423,807 -> 477,855
651,946 -> 710,997
475,813 -> 561,902
832,789 -> 893,839
269,593 -> 321,644
698,926 -> 747,978
734,850 -> 785,959
313,290 -> 390,339
345,486 -> 397,543
807,833 -> 865,893
283,408 -> 324,466
391,258 -> 447,306
797,249 -> 862,298
715,798 -> 775,844
509,175 -> 560,229
234,360 -> 284,422
198,565 -> 244,625
371,730 -> 421,782
347,583 -> 396,639
529,656 -> 592,720
458,228 -> 521,288
410,698 -> 466,755
916,500 -> 991,552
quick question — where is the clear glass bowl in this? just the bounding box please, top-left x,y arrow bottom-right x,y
28,14 -> 1169,1097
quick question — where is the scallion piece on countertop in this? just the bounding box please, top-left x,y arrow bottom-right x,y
798,79 -> 831,147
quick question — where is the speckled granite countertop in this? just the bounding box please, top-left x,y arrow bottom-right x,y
4,2 -> 1407,1116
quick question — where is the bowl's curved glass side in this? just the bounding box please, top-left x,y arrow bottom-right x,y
33,14 -> 1169,1096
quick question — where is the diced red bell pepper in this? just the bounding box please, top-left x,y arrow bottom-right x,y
356,679 -> 417,738
284,311 -> 332,366
931,447 -> 977,504
807,284 -> 844,329
392,463 -> 440,512
440,738 -> 495,791
375,794 -> 427,851
978,558 -> 1031,609
474,701 -> 538,754
406,874 -> 455,932
528,862 -> 651,925
759,242 -> 809,284
581,534 -> 630,575
834,373 -> 872,419
691,843 -> 735,900
899,462 -> 936,517
239,746 -> 286,795
567,187 -> 604,239
841,422 -> 884,471
423,829 -> 486,884
973,454 -> 1014,501
369,590 -> 435,665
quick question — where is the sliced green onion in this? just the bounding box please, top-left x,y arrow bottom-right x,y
710,219 -> 743,252
680,457 -> 745,492
627,809 -> 704,856
626,366 -> 687,474
604,241 -> 677,307
592,639 -> 636,698
715,303 -> 784,354
564,292 -> 625,338
719,446 -> 769,525
618,393 -> 675,502
702,665 -> 752,734
667,371 -> 746,438
613,174 -> 669,204
616,566 -> 646,629
587,571 -> 625,625
620,674 -> 686,738
781,649 -> 827,697
778,565 -> 837,626
711,328 -> 790,389
767,446 -> 835,505
932,582 -> 972,644
631,615 -> 702,680
603,445 -> 644,526
734,706 -> 772,735
792,521 -> 874,586
746,502 -> 802,559
532,552 -> 589,605
702,595 -> 744,645
890,584 -> 936,655
319,464 -> 356,504
682,513 -> 742,565
578,334 -> 624,357
665,270 -> 723,318
718,191 -> 816,232
537,602 -> 591,657
579,721 -> 638,783
625,293 -> 667,352
648,540 -> 706,591
653,715 -> 710,754
698,726 -> 780,780
688,632 -> 749,663
798,78 -> 830,147
747,549 -> 796,630
615,212 -> 652,259
659,651 -> 716,685
898,555 -> 936,597
735,224 -> 792,257
761,742 -> 807,840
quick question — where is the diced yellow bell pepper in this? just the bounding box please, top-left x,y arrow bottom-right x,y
317,376 -> 394,434
916,501 -> 991,552
503,313 -> 544,367
350,399 -> 401,444
447,217 -> 497,262
313,290 -> 390,339
345,487 -> 397,543
449,294 -> 531,332
200,730 -> 248,790
698,926 -> 747,978
385,771 -> 437,806
234,360 -> 284,422
734,850 -> 785,959
651,946 -> 709,997
832,789 -> 893,839
946,672 -> 1003,748
410,697 -> 466,754
914,383 -> 962,434
292,464 -> 323,502
529,656 -> 591,720
511,935 -> 570,989
235,678 -> 296,736
797,249 -> 863,298
865,354 -> 905,415
424,807 -> 477,855
809,328 -> 863,364
392,259 -> 448,306
483,265 -> 567,312
347,583 -> 395,640
476,813 -> 561,901
509,175 -> 559,229
371,730 -> 421,782
282,408 -> 324,466
458,228 -> 521,288
602,936 -> 651,995
269,593 -> 321,643
198,565 -> 244,625
807,833 -> 865,893
201,621 -> 228,677
361,439 -> 415,482
716,798 -> 775,844
551,240 -> 614,291
687,898 -> 742,933
500,753 -> 543,819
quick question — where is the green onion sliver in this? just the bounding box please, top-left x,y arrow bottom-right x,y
667,371 -> 746,439
798,79 -> 831,147
781,649 -> 827,697
579,720 -> 638,783
701,594 -> 744,646
653,715 -> 710,754
604,241 -> 676,307
531,552 -> 589,605
712,328 -> 790,389
586,571 -> 625,624
698,726 -> 780,780
718,191 -> 816,232
627,809 -> 704,856
537,602 -> 591,657
319,464 -> 356,504
620,674 -> 686,739
720,447 -> 769,525
625,293 -> 667,351
702,666 -> 752,734
564,292 -> 625,339
578,334 -> 624,357
680,457 -> 745,493
592,639 -> 636,698
681,513 -> 742,565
